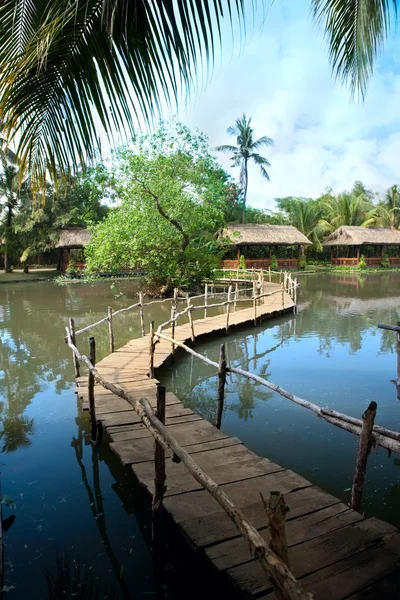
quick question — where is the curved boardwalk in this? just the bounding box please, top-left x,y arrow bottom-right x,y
77,289 -> 400,599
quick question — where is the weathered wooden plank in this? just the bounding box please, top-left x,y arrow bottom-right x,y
135,456 -> 284,497
110,435 -> 242,464
206,504 -> 363,572
108,419 -> 228,444
260,544 -> 400,600
169,485 -> 340,548
226,518 -> 396,596
101,404 -> 198,427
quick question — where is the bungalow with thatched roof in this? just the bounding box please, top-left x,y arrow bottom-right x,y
323,226 -> 400,267
55,227 -> 92,271
221,224 -> 312,270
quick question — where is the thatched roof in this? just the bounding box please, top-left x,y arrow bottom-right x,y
323,226 -> 400,247
223,224 -> 311,246
55,227 -> 92,249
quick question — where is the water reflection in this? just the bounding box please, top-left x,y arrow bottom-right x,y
162,272 -> 400,527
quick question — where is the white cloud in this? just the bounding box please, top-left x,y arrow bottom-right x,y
181,1 -> 400,210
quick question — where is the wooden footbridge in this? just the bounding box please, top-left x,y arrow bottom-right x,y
65,271 -> 400,600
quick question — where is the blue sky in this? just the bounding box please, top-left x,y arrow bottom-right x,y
172,1 -> 400,210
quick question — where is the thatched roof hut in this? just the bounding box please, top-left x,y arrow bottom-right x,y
56,227 -> 92,249
323,226 -> 400,247
223,224 -> 311,246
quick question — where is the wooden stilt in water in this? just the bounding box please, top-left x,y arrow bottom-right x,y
149,320 -> 155,379
153,385 -> 166,511
139,291 -> 146,336
351,401 -> 377,512
216,344 -> 226,429
253,281 -> 257,326
187,294 -> 195,342
88,337 -> 97,443
108,306 -> 114,353
171,288 -> 178,361
69,317 -> 80,377
225,285 -> 232,334
261,491 -> 290,568
204,283 -> 208,319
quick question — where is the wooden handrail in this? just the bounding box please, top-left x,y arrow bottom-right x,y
153,330 -> 400,455
65,326 -> 310,600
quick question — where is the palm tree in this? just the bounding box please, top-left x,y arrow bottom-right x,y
290,201 -> 327,252
375,185 -> 400,228
318,190 -> 378,247
217,115 -> 273,224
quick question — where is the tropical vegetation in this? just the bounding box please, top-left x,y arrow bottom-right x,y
85,124 -> 232,292
217,114 -> 273,224
0,1 -> 395,187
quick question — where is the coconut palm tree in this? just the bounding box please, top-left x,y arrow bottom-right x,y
318,189 -> 378,241
375,184 -> 400,228
217,115 -> 273,224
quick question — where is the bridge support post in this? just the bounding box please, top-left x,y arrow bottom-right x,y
153,385 -> 166,511
351,401 -> 377,512
108,306 -> 114,353
88,336 -> 97,443
149,320 -> 155,378
216,344 -> 226,429
225,285 -> 232,334
139,291 -> 146,336
69,317 -> 80,378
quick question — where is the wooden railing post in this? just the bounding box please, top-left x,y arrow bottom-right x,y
269,266 -> 271,282
139,291 -> 146,337
216,344 -> 226,429
351,401 -> 377,512
234,282 -> 239,311
187,294 -> 195,342
68,317 -> 80,378
253,281 -> 257,327
88,336 -> 97,443
261,492 -> 290,568
225,285 -> 232,334
153,385 -> 167,511
281,282 -> 285,313
171,288 -> 178,361
149,320 -> 155,379
108,306 -> 114,353
204,283 -> 208,319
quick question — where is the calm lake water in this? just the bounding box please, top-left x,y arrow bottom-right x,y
0,272 -> 400,597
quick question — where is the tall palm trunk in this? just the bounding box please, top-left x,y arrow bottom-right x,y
4,203 -> 12,273
241,159 -> 248,224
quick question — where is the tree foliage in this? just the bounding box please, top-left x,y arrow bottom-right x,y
86,124 -> 230,291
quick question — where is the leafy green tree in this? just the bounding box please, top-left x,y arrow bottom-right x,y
86,124 -> 229,292
14,171 -> 108,269
217,114 -> 273,224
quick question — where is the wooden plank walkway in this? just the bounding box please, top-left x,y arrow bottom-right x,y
77,290 -> 400,599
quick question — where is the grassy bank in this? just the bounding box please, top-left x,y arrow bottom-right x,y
0,269 -> 59,283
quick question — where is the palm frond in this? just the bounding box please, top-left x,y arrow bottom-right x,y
251,135 -> 274,150
312,0 -> 398,97
0,1 -> 250,184
251,153 -> 271,180
215,144 -> 239,153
